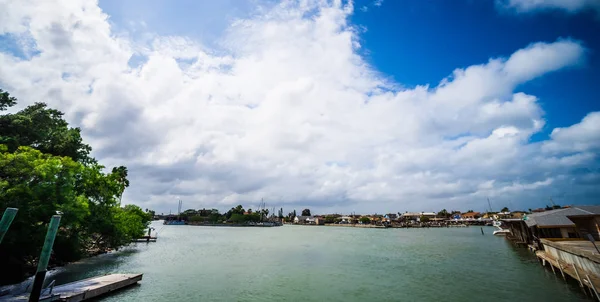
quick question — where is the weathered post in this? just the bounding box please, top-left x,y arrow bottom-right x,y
0,208 -> 18,244
480,227 -> 484,235
29,215 -> 61,302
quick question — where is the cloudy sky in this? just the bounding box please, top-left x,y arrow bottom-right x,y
0,0 -> 599,214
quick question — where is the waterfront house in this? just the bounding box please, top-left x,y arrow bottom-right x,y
565,205 -> 600,240
340,216 -> 352,224
384,213 -> 398,222
314,217 -> 326,225
401,212 -> 436,222
504,206 -> 600,246
294,216 -> 314,224
461,212 -> 481,219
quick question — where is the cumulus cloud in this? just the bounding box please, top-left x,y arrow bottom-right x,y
0,0 -> 598,213
497,0 -> 600,14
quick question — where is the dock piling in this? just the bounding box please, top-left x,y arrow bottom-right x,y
29,215 -> 61,302
0,207 -> 18,244
557,260 -> 566,281
586,275 -> 600,301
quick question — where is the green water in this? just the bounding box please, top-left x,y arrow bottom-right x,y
46,222 -> 589,301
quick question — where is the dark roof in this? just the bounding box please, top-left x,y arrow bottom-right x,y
570,205 -> 600,215
524,207 -> 597,227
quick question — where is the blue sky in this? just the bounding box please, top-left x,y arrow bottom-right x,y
0,0 -> 599,213
351,0 -> 600,139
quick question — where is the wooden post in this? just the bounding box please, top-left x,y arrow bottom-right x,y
573,263 -> 585,289
0,208 -> 18,244
586,275 -> 600,301
557,260 -> 566,281
550,262 -> 556,275
29,215 -> 61,302
481,227 -> 484,235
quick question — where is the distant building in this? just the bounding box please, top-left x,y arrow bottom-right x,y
294,216 -> 314,224
314,217 -> 326,225
402,212 -> 436,222
461,212 -> 481,219
340,216 -> 352,224
384,213 -> 398,221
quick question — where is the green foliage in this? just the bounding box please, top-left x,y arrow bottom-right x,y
0,100 -> 93,164
437,209 -> 449,217
500,207 -> 509,212
359,217 -> 371,224
0,90 -> 146,285
301,208 -> 311,216
420,216 -> 430,222
0,89 -> 17,111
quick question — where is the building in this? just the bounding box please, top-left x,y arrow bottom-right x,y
565,205 -> 600,240
340,216 -> 352,224
503,206 -> 600,245
314,217 -> 326,225
384,213 -> 398,222
401,212 -> 436,222
461,212 -> 481,219
294,216 -> 313,224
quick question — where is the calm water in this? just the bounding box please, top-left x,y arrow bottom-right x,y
43,222 -> 588,301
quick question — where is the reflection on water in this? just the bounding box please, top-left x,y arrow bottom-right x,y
26,223 -> 592,301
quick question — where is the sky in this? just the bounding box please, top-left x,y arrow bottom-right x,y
0,0 -> 599,215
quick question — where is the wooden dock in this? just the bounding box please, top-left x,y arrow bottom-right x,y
536,250 -> 600,298
3,274 -> 142,301
133,236 -> 157,242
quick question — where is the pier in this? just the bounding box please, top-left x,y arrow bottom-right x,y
536,239 -> 600,299
3,274 -> 143,301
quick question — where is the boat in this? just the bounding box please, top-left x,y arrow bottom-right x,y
493,226 -> 510,236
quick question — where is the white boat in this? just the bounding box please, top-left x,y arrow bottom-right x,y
493,225 -> 510,236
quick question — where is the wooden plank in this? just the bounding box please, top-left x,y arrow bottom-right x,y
53,273 -> 142,301
1,274 -> 141,302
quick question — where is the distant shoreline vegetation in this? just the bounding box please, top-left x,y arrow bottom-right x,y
161,205 -> 283,226
0,89 -> 150,285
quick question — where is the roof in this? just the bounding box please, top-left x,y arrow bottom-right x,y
402,212 -> 436,216
295,216 -> 314,220
570,205 -> 600,215
524,207 -> 589,227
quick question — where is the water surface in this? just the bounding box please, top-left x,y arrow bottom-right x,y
46,222 -> 588,301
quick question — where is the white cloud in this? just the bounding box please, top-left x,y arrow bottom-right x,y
543,112 -> 600,153
497,0 -> 600,14
0,0 -> 598,214
373,0 -> 384,7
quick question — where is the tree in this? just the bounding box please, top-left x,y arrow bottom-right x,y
0,89 -> 17,111
0,97 -> 93,164
360,217 -> 371,224
301,209 -> 311,216
500,207 -> 509,212
437,209 -> 449,218
420,216 -> 430,222
466,210 -> 474,213
111,166 -> 129,204
0,89 -> 147,285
